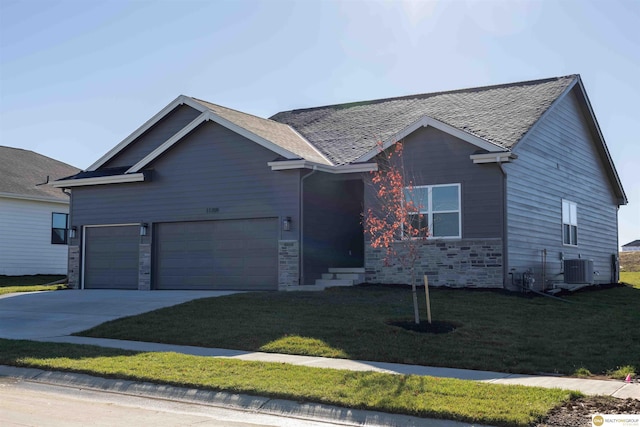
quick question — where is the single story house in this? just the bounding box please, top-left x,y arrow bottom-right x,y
622,240 -> 640,252
54,75 -> 627,291
1,146 -> 80,275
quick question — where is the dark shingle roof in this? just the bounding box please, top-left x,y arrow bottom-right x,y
0,146 -> 80,201
623,240 -> 640,247
191,98 -> 332,165
271,75 -> 577,165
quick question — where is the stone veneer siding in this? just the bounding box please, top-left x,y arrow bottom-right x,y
138,243 -> 151,290
67,245 -> 80,289
278,240 -> 299,289
365,238 -> 503,288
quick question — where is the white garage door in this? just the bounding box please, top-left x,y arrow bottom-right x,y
84,225 -> 139,289
155,218 -> 278,290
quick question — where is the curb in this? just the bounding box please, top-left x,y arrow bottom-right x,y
0,365 -> 494,427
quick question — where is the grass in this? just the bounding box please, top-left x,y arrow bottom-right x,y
607,365 -> 636,380
78,284 -> 640,377
0,275 -> 67,295
620,272 -> 640,289
0,338 -> 579,427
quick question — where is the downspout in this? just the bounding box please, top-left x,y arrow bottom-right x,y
300,167 -> 318,286
497,158 -> 509,290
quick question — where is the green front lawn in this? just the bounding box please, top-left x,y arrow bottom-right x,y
0,339 -> 578,427
0,275 -> 67,295
620,271 -> 640,288
79,284 -> 640,377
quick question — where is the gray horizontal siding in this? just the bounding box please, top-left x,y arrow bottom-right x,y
389,126 -> 505,239
505,89 -> 619,286
71,121 -> 301,238
103,104 -> 202,169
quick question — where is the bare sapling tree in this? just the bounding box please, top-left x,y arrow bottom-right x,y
364,141 -> 429,324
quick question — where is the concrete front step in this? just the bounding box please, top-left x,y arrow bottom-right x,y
321,272 -> 364,281
315,267 -> 365,288
328,267 -> 365,274
336,273 -> 364,281
284,285 -> 326,292
314,279 -> 354,287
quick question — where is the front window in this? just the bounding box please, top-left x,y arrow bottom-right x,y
51,213 -> 69,244
562,200 -> 578,246
404,184 -> 461,238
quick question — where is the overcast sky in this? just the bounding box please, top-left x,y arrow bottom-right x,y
1,0 -> 638,247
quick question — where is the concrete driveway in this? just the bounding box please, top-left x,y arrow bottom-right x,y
0,290 -> 238,340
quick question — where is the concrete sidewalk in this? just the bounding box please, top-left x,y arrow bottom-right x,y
34,335 -> 640,400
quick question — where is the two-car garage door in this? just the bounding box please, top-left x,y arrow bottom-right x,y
155,218 -> 278,290
83,218 -> 278,290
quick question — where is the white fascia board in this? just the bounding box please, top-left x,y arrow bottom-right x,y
0,192 -> 69,204
267,160 -> 308,170
51,173 -> 145,188
268,160 -> 377,173
470,152 -> 518,164
334,163 -> 378,173
354,116 -> 504,163
87,95 -> 207,171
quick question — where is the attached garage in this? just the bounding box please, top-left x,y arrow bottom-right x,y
83,225 -> 139,289
154,218 -> 278,290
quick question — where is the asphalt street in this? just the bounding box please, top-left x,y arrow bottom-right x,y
0,377 -> 351,427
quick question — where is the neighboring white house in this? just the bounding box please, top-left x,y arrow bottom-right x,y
622,240 -> 640,252
0,146 -> 80,275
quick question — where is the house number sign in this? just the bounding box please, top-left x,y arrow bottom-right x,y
206,207 -> 219,213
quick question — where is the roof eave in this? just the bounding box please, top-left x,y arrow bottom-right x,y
470,152 -> 518,164
51,173 -> 146,188
0,191 -> 69,204
268,160 -> 377,173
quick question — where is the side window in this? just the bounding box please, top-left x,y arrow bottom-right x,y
52,213 -> 69,245
562,200 -> 577,246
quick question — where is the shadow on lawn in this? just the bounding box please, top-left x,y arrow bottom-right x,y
0,338 -> 138,363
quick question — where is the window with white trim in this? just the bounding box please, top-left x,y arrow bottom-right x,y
403,184 -> 461,238
51,213 -> 69,245
562,200 -> 578,246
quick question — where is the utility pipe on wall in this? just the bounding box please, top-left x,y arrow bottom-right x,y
541,248 -> 547,291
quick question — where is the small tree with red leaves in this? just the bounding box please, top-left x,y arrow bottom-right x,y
364,141 -> 429,324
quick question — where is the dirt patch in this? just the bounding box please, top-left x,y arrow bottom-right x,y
620,251 -> 640,272
535,396 -> 640,427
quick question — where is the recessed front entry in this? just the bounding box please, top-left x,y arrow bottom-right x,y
154,218 -> 278,290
